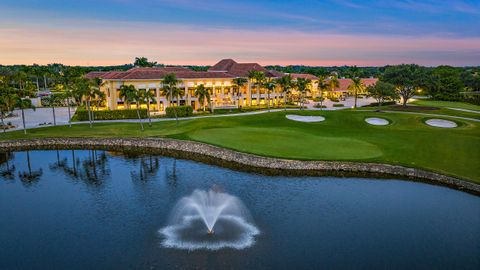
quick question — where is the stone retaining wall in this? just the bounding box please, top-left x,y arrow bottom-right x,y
0,138 -> 478,195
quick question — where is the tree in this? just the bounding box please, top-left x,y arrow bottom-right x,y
161,73 -> 180,124
139,88 -> 156,127
248,70 -> 265,106
72,78 -> 100,128
232,78 -> 247,108
48,93 -> 63,126
327,75 -> 340,97
426,66 -> 463,101
382,64 -> 426,107
14,96 -> 35,134
134,57 -> 157,67
367,81 -> 398,109
295,78 -> 311,109
348,77 -> 364,108
263,79 -> 276,112
317,78 -> 329,110
276,75 -> 293,111
194,84 -> 210,112
119,84 -> 136,109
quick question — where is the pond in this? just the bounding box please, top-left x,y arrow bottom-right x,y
0,150 -> 479,269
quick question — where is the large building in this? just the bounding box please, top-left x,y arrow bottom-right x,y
86,59 -> 376,111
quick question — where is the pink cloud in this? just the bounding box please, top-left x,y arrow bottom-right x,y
0,20 -> 479,66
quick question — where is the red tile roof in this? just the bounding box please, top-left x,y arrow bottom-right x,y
208,59 -> 280,77
290,73 -> 319,80
85,67 -> 235,80
324,78 -> 378,91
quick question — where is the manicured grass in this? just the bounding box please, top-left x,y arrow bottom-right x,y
410,100 -> 480,111
362,104 -> 480,120
2,110 -> 479,183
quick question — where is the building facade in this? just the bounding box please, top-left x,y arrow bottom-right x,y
86,59 -> 376,111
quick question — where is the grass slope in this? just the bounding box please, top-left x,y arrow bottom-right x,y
410,100 -> 480,111
2,110 -> 479,183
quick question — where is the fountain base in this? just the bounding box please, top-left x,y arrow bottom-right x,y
160,215 -> 259,251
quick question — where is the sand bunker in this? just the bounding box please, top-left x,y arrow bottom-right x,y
425,119 -> 457,128
365,117 -> 389,126
286,115 -> 325,122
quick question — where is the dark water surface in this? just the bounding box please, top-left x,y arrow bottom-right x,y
0,150 -> 479,269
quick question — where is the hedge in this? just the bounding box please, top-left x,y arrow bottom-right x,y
333,104 -> 345,107
73,109 -> 147,121
166,106 -> 193,118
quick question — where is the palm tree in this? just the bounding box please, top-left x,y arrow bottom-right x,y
161,73 -> 180,124
295,78 -> 311,110
276,75 -> 292,111
119,84 -> 136,109
263,79 -> 276,112
139,89 -> 156,127
63,87 -> 75,128
328,75 -> 340,98
348,77 -> 364,108
119,85 -> 144,130
248,70 -> 265,106
317,78 -> 328,110
232,78 -> 247,108
73,78 -> 101,128
194,84 -> 210,112
14,96 -> 35,134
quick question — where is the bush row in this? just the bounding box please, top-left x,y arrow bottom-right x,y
166,106 -> 193,118
73,109 -> 147,121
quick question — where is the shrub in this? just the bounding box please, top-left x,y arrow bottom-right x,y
166,106 -> 193,118
73,109 -> 147,121
329,97 -> 339,102
333,104 -> 345,107
313,104 -> 327,108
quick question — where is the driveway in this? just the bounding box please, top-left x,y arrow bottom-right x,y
4,107 -> 76,131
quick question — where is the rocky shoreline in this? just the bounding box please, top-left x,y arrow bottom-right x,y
0,138 -> 478,195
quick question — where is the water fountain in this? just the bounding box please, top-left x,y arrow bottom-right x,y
160,189 -> 259,250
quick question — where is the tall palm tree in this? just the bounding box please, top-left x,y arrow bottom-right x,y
276,75 -> 292,111
263,79 -> 276,112
14,96 -> 35,134
295,78 -> 311,110
232,78 -> 247,108
119,85 -> 144,130
161,73 -> 180,124
73,78 -> 101,128
328,75 -> 340,98
139,88 -> 156,127
317,78 -> 329,110
194,84 -> 210,112
348,77 -> 364,108
248,70 -> 265,106
119,84 -> 136,109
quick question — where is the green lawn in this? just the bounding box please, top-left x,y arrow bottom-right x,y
410,99 -> 480,111
2,110 -> 479,183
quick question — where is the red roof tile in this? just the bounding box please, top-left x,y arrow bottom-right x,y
290,73 -> 319,80
87,67 -> 235,80
324,78 -> 378,91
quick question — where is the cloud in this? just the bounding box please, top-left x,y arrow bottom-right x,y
0,18 -> 479,66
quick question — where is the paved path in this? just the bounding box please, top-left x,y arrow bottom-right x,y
446,107 -> 480,114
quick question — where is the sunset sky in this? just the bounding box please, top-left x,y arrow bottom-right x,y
1,0 -> 479,66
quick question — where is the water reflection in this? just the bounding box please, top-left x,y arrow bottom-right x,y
48,149 -> 110,187
130,155 -> 160,182
0,152 -> 15,179
18,151 -> 43,185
